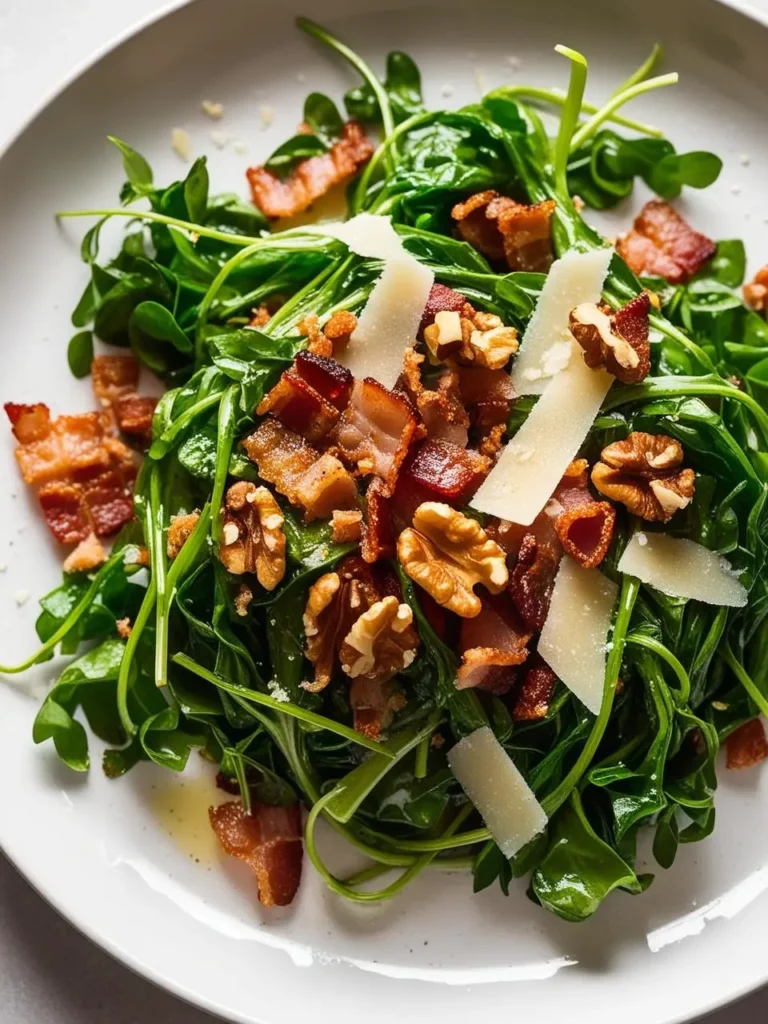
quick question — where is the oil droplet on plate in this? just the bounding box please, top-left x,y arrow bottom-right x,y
147,771 -> 229,867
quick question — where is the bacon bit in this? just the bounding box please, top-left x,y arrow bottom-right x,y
332,378 -> 421,495
457,594 -> 532,691
91,355 -> 140,406
512,656 -> 556,721
247,121 -> 374,219
257,371 -> 341,442
209,801 -> 303,907
249,305 -> 272,328
418,283 -> 469,337
479,423 -> 507,460
167,510 -> 201,559
5,403 -> 137,545
322,311 -> 358,354
457,366 -> 516,430
349,678 -> 406,739
400,351 -> 470,448
726,719 -> 768,770
361,477 -> 395,564
293,351 -> 352,409
113,394 -> 157,449
508,533 -> 560,631
403,439 -> 488,503
62,532 -> 107,573
331,508 -> 363,544
452,191 -> 555,272
116,617 -> 133,639
554,501 -> 615,569
243,417 -> 358,522
616,200 -> 716,284
744,265 -> 768,314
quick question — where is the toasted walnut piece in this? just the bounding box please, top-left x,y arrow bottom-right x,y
331,508 -> 363,544
219,482 -> 286,591
339,596 -> 418,682
167,510 -> 201,559
508,533 -> 560,630
63,532 -> 107,573
397,503 -> 508,617
234,583 -> 254,617
424,310 -> 464,361
116,617 -> 132,639
726,719 -> 768,769
467,325 -> 519,370
303,558 -> 380,691
569,293 -> 651,384
592,432 -> 696,523
744,266 -> 768,314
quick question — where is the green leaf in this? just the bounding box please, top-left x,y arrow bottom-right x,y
107,135 -> 154,191
81,217 -> 107,264
183,157 -> 209,223
265,134 -> 328,175
345,50 -> 424,124
67,331 -> 94,378
129,300 -> 193,374
303,93 -> 344,146
649,151 -> 723,198
706,240 -> 746,288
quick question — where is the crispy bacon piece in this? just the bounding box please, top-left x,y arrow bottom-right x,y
400,351 -> 470,448
5,402 -> 137,544
418,282 -> 469,337
349,678 -> 406,739
726,719 -> 768,770
457,593 -> 532,692
247,121 -> 374,219
92,355 -> 157,449
332,378 -> 421,494
508,533 -> 560,631
548,459 -> 615,569
294,351 -> 352,409
257,352 -> 352,442
113,394 -> 157,447
616,200 -> 716,284
457,367 -> 516,430
391,439 -> 490,531
512,656 -> 557,721
361,477 -> 395,563
62,532 -> 107,574
744,265 -> 768,314
243,417 -> 358,522
452,191 -> 556,272
209,801 -> 303,907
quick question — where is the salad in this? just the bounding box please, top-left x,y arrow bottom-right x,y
3,17 -> 768,923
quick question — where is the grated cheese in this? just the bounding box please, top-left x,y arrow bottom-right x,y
538,556 -> 618,715
510,247 -> 613,395
170,128 -> 191,161
447,726 -> 547,858
618,532 -> 748,607
470,355 -> 613,524
201,100 -> 224,120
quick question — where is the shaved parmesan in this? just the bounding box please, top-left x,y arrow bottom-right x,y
618,532 -> 748,607
470,356 -> 612,525
511,248 -> 613,395
325,213 -> 407,261
338,256 -> 434,389
447,726 -> 547,858
538,556 -> 618,715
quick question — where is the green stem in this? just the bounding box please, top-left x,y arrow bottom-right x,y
210,388 -> 237,544
297,18 -> 397,170
499,86 -> 662,137
414,733 -> 430,780
611,43 -> 663,96
57,208 -> 262,246
116,577 -> 157,737
722,642 -> 768,718
355,111 -> 437,212
542,574 -> 640,817
627,633 -> 691,705
570,73 -> 679,152
148,392 -> 223,459
173,652 -> 395,756
148,469 -> 169,689
553,45 -> 589,196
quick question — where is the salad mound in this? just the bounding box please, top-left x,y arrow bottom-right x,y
2,18 -> 768,922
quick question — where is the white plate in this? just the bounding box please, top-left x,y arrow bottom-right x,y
1,0 -> 768,1021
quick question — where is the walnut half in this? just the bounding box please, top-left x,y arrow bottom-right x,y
219,481 -> 286,590
397,502 -> 508,617
569,293 -> 651,384
340,596 -> 419,682
591,432 -> 695,522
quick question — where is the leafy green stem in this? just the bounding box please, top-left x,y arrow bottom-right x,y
498,85 -> 662,137
210,387 -> 237,543
611,43 -> 663,96
553,45 -> 589,196
721,642 -> 768,717
570,72 -> 679,152
116,577 -> 156,737
627,632 -> 691,705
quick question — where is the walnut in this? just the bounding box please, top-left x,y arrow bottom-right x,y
425,308 -> 518,370
397,502 -> 508,617
424,311 -> 464,361
331,509 -> 363,544
591,432 -> 695,522
302,557 -> 379,692
339,596 -> 418,682
467,324 -> 519,370
234,583 -> 254,617
219,481 -> 286,590
569,293 -> 650,384
167,510 -> 201,559
479,423 -> 507,459
349,678 -> 406,739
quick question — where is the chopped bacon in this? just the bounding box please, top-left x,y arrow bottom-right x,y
247,121 -> 374,219
452,191 -> 556,272
508,533 -> 560,631
361,477 -> 395,563
512,656 -> 556,721
403,439 -> 488,503
209,801 -> 303,907
249,304 -> 272,328
332,378 -> 421,495
294,351 -> 352,410
62,532 -> 107,574
5,402 -> 137,545
726,719 -> 768,770
457,367 -> 516,430
399,351 -> 470,448
243,417 -> 358,522
257,371 -> 341,442
418,283 -> 469,337
457,594 -> 532,691
548,459 -> 615,569
616,200 -> 716,284
331,508 -> 363,544
92,355 -> 157,449
349,678 -> 406,739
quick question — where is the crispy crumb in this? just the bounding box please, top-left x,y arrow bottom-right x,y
14,590 -> 29,606
201,99 -> 224,120
171,127 -> 192,161
116,617 -> 132,639
259,104 -> 274,128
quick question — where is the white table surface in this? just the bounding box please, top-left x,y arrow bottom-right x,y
1,1 -> 767,1021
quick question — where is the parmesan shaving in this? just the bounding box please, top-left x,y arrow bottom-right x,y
447,726 -> 547,858
325,213 -> 407,261
538,556 -> 618,715
511,248 -> 613,395
618,533 -> 748,607
470,355 -> 613,525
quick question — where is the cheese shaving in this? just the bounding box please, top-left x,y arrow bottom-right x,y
538,556 -> 618,715
325,213 -> 407,262
618,532 -> 748,607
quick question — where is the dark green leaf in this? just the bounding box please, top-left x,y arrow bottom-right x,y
67,331 -> 94,378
